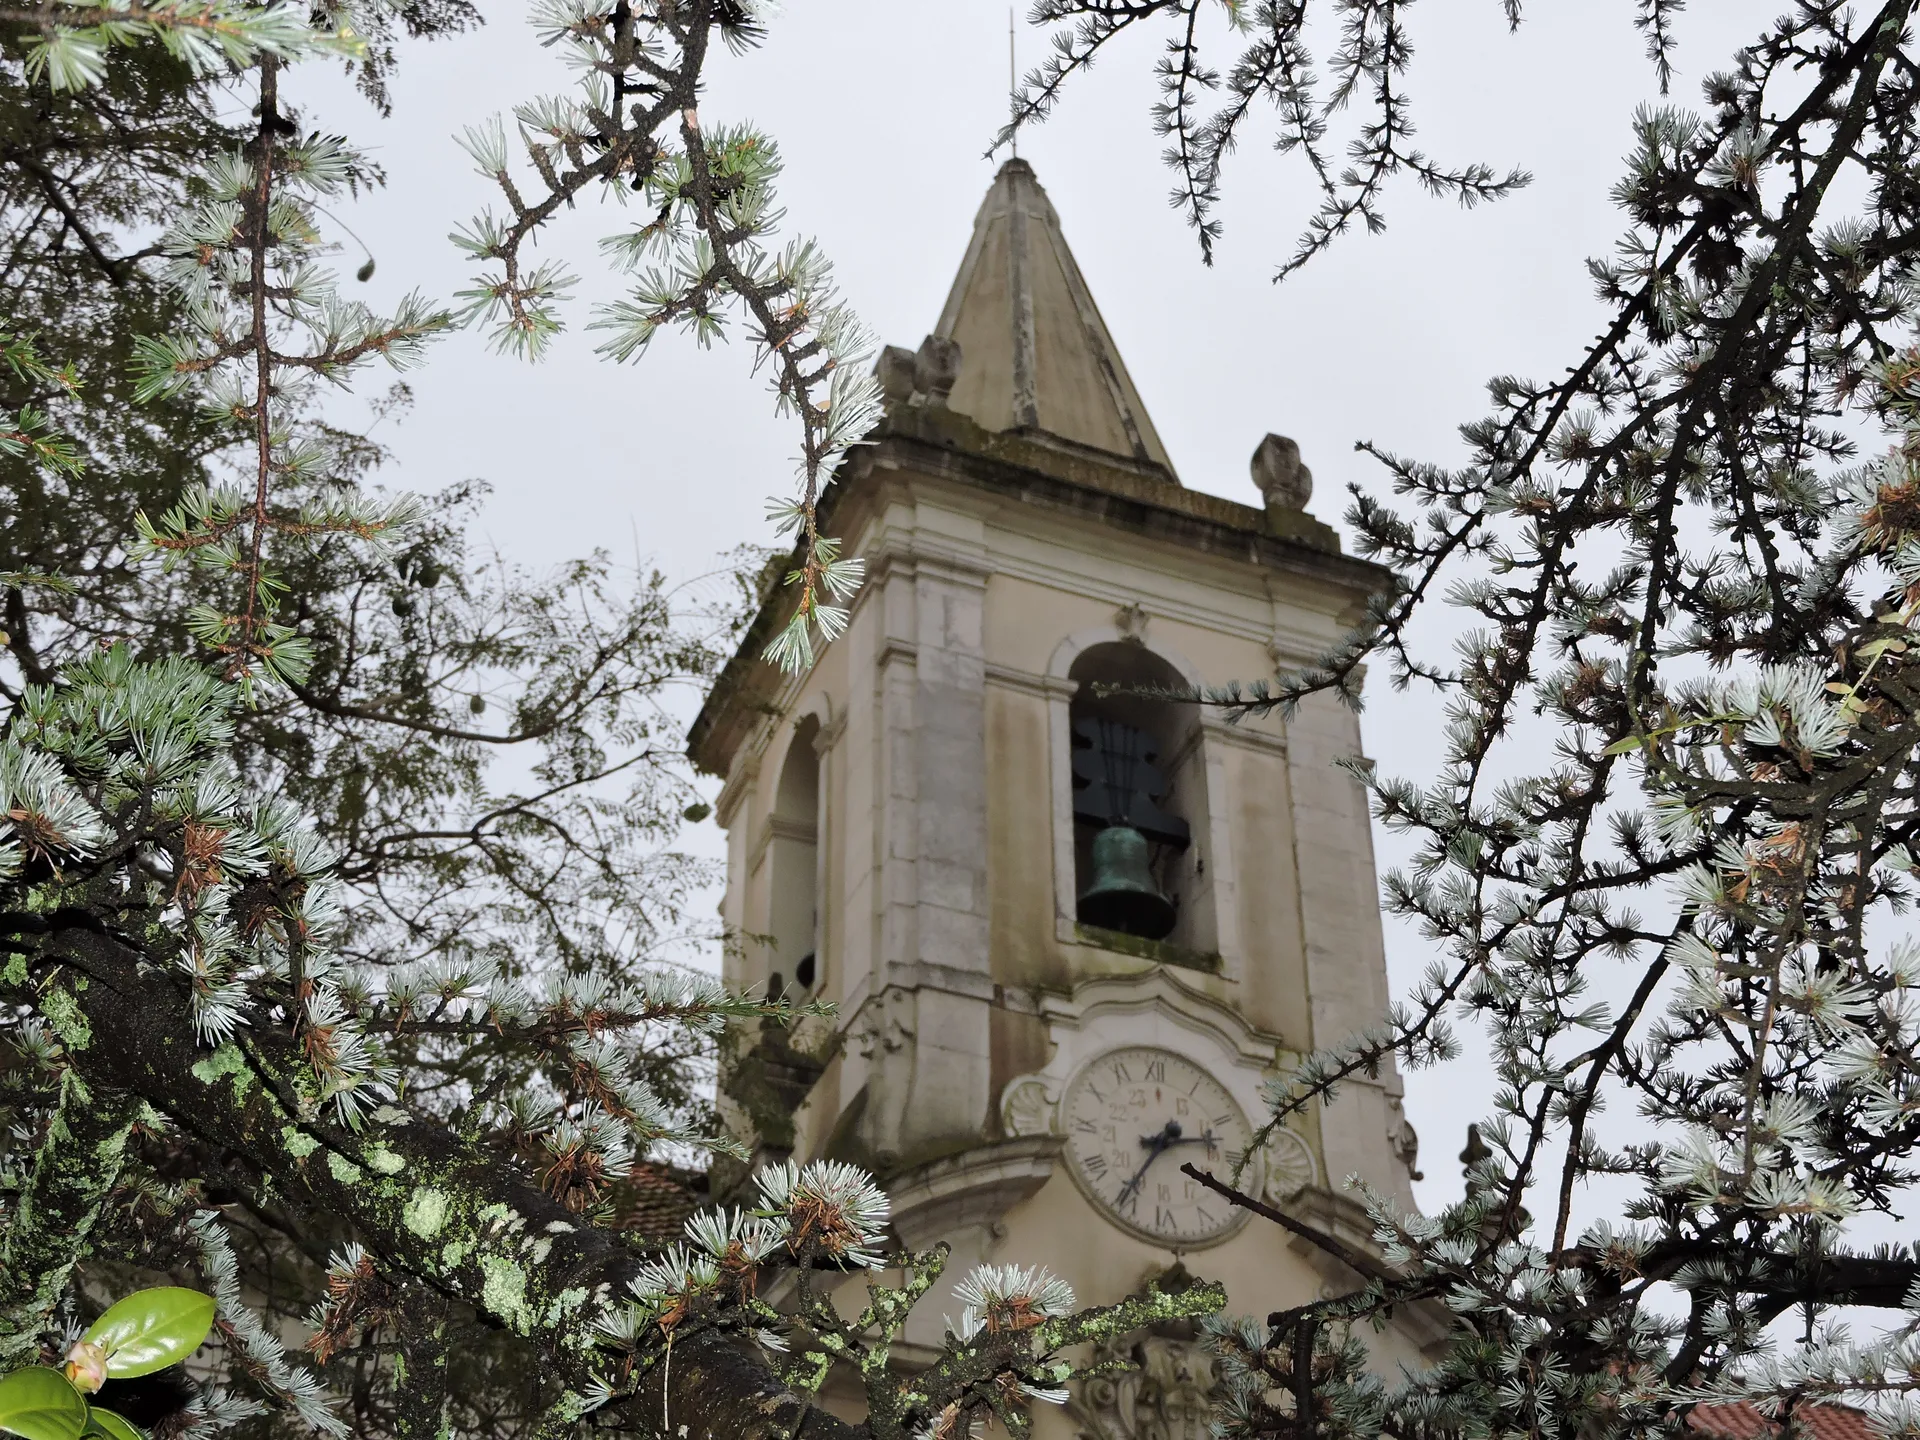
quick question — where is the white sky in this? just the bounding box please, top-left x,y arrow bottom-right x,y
301,1 -> 1771,1216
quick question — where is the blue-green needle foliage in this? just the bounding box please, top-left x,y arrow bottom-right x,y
0,7 -> 1223,1439
450,0 -> 883,676
122,98 -> 447,698
1160,7 -> 1920,1440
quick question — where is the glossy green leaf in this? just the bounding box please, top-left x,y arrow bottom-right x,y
82,1288 -> 216,1379
0,1367 -> 87,1440
81,1411 -> 143,1440
1601,735 -> 1643,755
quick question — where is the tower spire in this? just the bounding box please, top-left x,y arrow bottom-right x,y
929,159 -> 1179,480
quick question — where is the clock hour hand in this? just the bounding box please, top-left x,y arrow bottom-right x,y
1115,1121 -> 1181,1211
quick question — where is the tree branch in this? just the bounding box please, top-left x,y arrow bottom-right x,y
22,921 -> 862,1434
0,1072 -> 141,1365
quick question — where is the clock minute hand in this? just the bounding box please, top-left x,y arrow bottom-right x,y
1158,1128 -> 1222,1154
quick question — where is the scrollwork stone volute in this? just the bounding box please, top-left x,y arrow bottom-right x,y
1262,1126 -> 1318,1205
852,986 -> 914,1060
852,986 -> 918,1160
999,1074 -> 1055,1137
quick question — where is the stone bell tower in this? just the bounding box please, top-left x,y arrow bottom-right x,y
689,158 -> 1437,1420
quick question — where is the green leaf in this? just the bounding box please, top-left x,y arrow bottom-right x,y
1602,735 -> 1643,755
82,1288 -> 216,1378
0,1368 -> 87,1440
82,1411 -> 144,1440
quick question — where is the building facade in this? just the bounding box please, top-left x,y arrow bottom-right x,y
688,158 -> 1434,1431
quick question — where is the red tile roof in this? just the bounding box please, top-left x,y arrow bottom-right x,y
612,1162 -> 705,1244
1689,1401 -> 1877,1440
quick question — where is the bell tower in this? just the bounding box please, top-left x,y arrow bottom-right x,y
690,159 -> 1435,1404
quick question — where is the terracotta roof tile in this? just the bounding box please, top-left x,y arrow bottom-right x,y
612,1162 -> 705,1244
1689,1401 -> 1877,1440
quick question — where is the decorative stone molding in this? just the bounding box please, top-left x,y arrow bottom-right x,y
766,813 -> 817,844
1006,970 -> 1318,1240
1037,968 -> 1280,1069
983,661 -> 1078,701
1263,1126 -> 1318,1205
1068,1332 -> 1219,1440
850,985 -> 917,1160
887,1135 -> 1064,1251
713,748 -> 762,829
1047,625 -> 1206,694
999,1074 -> 1055,1138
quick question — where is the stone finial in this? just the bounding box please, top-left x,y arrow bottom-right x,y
914,334 -> 962,404
1251,433 -> 1313,511
876,345 -> 918,402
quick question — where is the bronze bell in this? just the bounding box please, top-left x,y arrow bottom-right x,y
1078,825 -> 1176,940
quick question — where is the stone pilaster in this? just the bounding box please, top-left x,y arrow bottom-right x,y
856,526 -> 996,1165
1283,688 -> 1414,1211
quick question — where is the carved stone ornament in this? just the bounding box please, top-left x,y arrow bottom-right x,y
1068,1332 -> 1220,1440
914,334 -> 962,403
1391,1111 -> 1423,1183
876,345 -> 918,402
851,986 -> 914,1059
999,1075 -> 1055,1138
1251,433 -> 1313,511
852,986 -> 917,1160
1262,1126 -> 1318,1205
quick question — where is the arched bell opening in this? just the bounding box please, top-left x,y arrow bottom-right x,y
1067,643 -> 1207,947
766,717 -> 821,1000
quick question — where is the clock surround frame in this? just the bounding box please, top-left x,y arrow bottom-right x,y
1057,1043 -> 1264,1250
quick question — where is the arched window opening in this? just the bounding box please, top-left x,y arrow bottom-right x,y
767,718 -> 821,998
1068,644 -> 1206,947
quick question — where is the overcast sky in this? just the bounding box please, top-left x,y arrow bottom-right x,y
300,2 -> 1770,1213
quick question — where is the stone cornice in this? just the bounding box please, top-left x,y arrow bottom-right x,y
982,661 -> 1077,700
687,405 -> 1394,778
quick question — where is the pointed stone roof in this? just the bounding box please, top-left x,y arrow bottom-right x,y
932,159 -> 1179,481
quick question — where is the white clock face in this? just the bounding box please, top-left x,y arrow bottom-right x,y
1061,1046 -> 1255,1247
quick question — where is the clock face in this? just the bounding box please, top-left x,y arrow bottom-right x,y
1061,1046 -> 1256,1248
